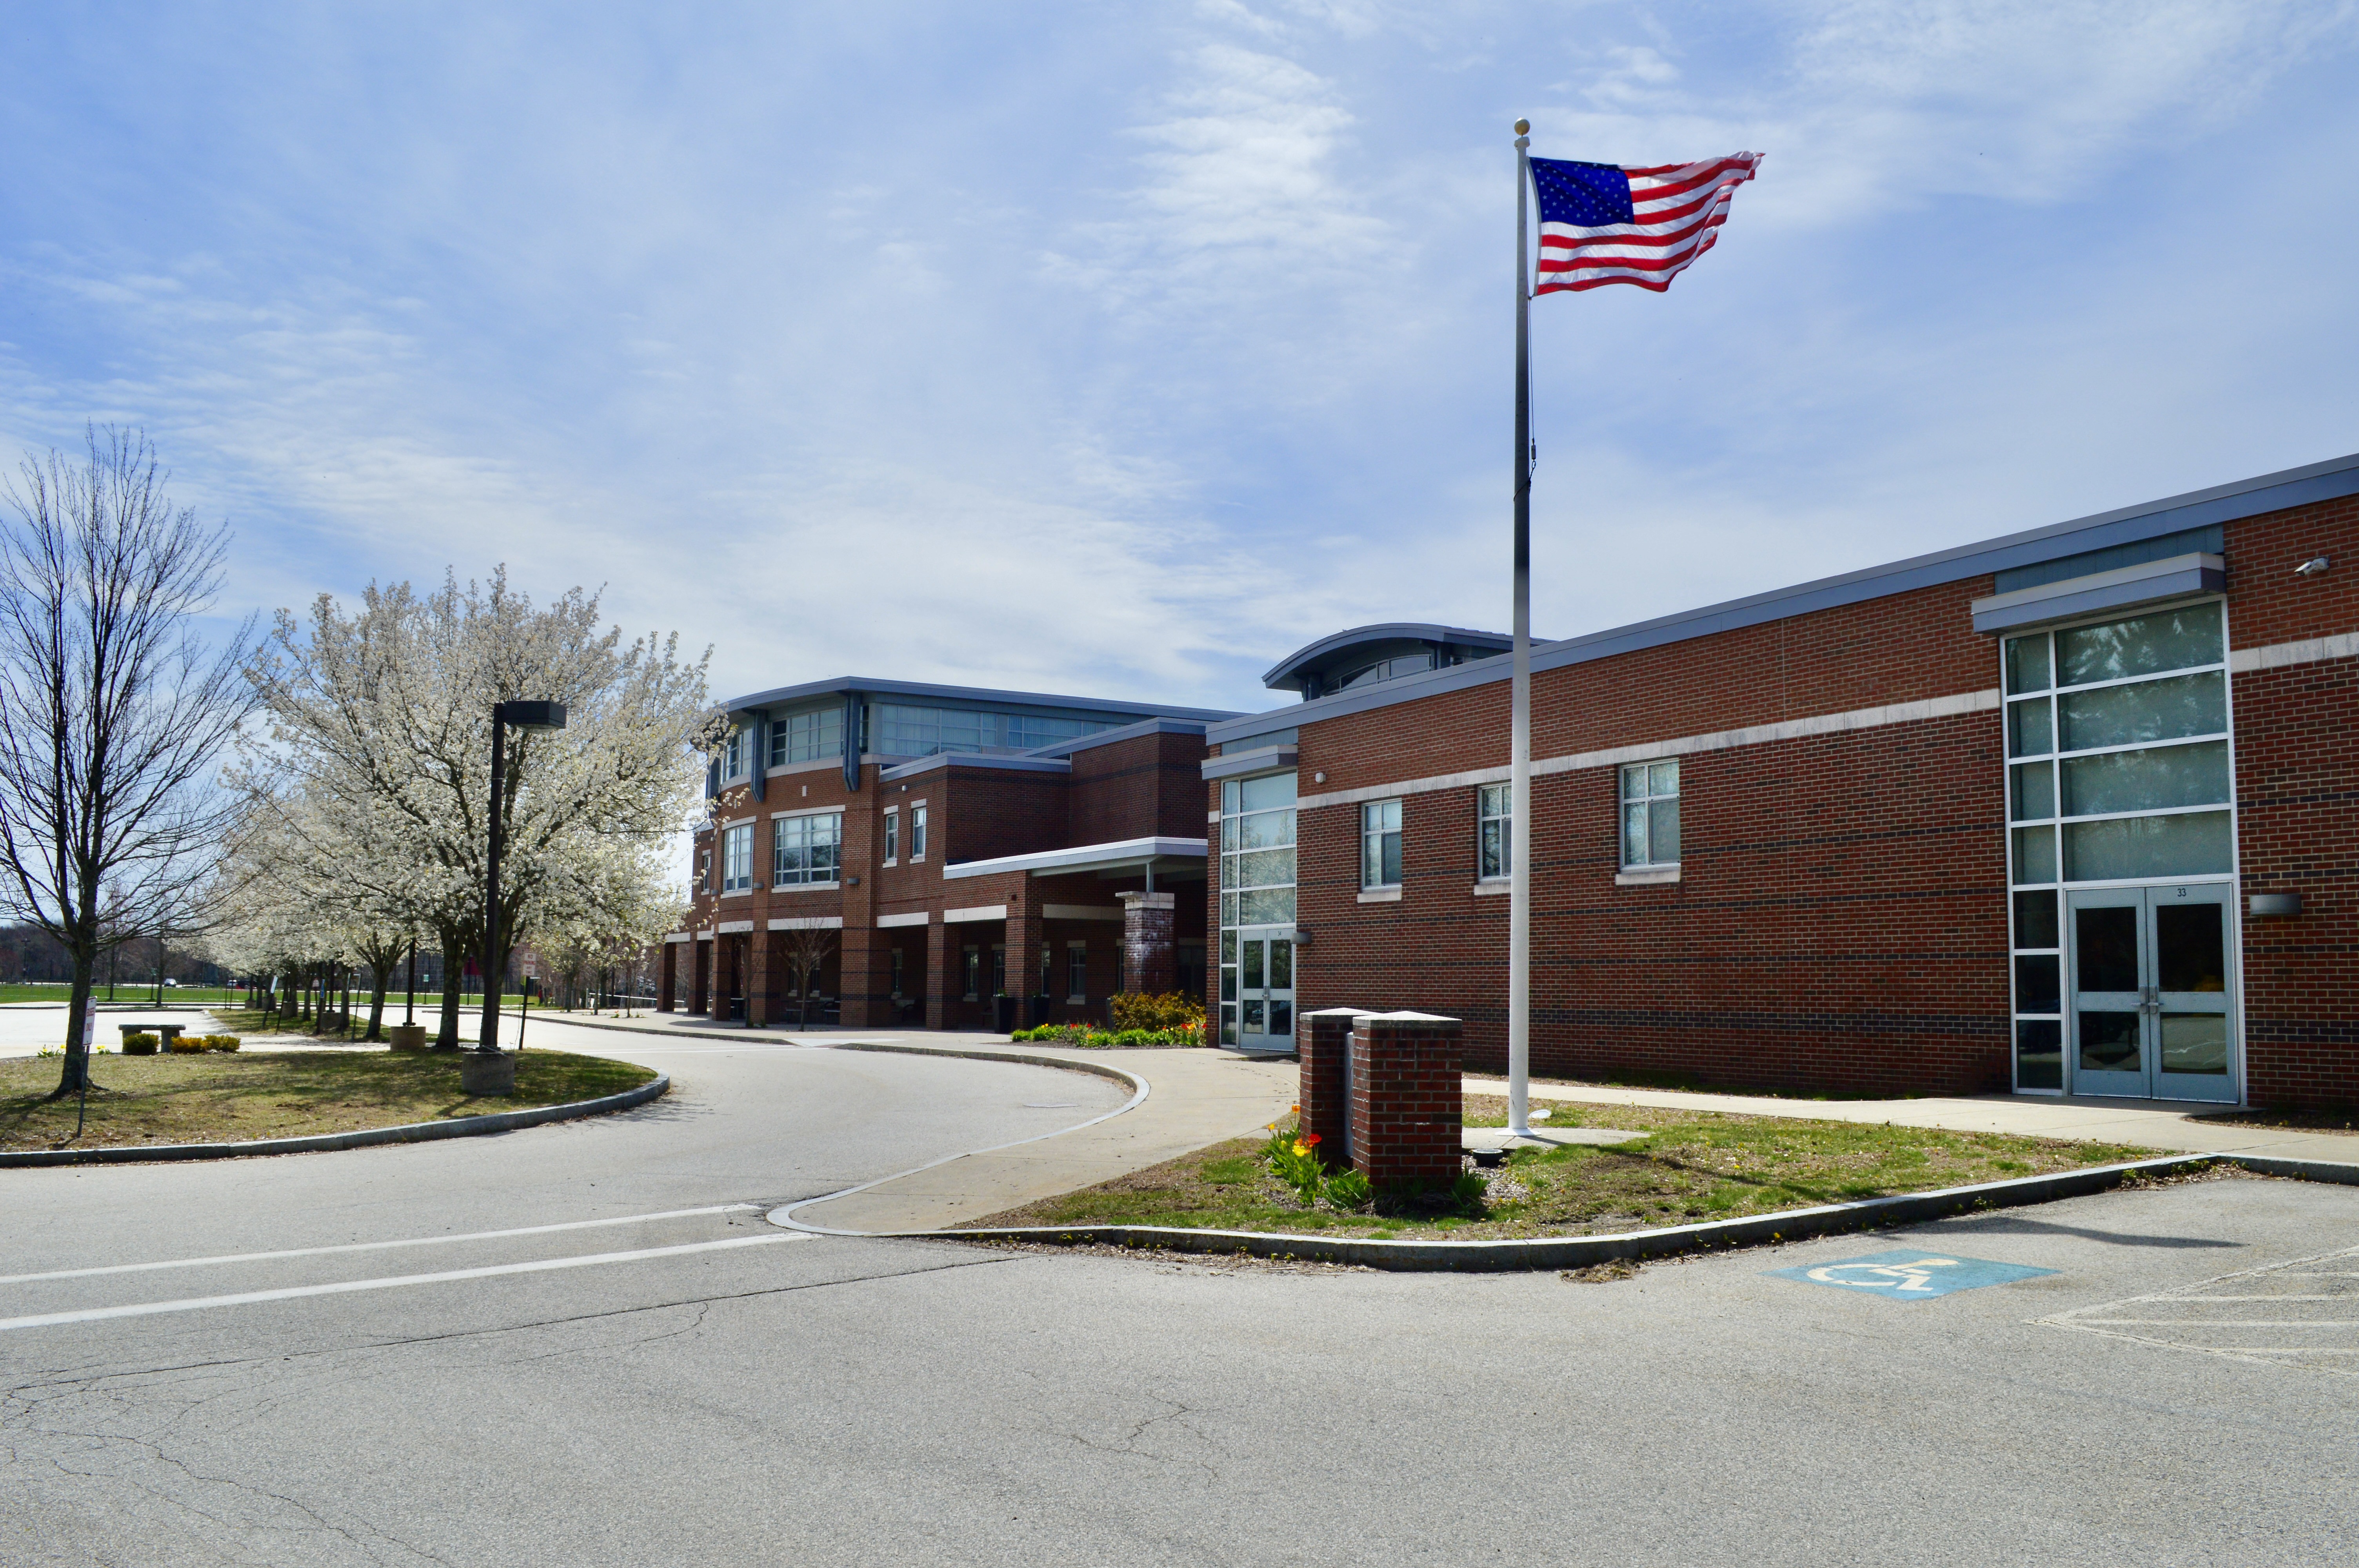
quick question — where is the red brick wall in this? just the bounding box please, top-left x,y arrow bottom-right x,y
1206,489 -> 2359,1105
2228,495 -> 2359,1109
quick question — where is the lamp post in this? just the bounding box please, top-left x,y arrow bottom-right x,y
478,699 -> 567,1058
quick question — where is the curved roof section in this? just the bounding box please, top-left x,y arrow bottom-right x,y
1260,623 -> 1514,693
719,675 -> 1238,724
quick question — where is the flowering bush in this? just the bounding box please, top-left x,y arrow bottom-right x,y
1009,1021 -> 1205,1048
1107,991 -> 1206,1033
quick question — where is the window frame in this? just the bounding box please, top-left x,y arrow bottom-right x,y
1360,799 -> 1403,890
882,808 -> 899,865
1065,941 -> 1089,1004
910,804 -> 929,861
770,809 -> 843,889
720,822 -> 755,893
1478,782 -> 1512,881
1619,761 -> 1681,870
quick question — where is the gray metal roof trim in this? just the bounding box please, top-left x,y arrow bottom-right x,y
1259,622 -> 1515,688
876,753 -> 1076,782
1019,715 -> 1210,759
720,675 -> 1239,722
1207,451 -> 2359,742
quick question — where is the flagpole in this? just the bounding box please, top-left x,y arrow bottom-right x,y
1508,118 -> 1534,1139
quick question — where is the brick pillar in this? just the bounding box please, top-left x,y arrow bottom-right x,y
746,929 -> 776,1027
658,941 -> 679,1012
1119,891 -> 1176,995
691,939 -> 712,1014
1297,1008 -> 1370,1163
1349,1012 -> 1464,1191
1008,881 -> 1045,1028
924,918 -> 949,1030
839,926 -> 888,1027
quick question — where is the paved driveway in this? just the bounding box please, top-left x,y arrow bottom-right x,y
3,1018 -> 2354,1566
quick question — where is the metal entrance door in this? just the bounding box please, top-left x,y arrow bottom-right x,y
2067,884 -> 2235,1102
1236,931 -> 1294,1053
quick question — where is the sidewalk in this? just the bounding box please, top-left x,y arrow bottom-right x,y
1465,1076 -> 2359,1168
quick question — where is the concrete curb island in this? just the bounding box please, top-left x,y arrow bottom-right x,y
0,1073 -> 671,1168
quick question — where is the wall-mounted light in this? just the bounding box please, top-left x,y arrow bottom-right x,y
2295,556 -> 2330,577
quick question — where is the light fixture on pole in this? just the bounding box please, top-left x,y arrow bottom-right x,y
478,699 -> 567,1066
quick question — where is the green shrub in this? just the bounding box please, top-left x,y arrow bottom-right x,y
1109,991 -> 1205,1032
167,1034 -> 207,1054
123,1032 -> 160,1054
206,1035 -> 242,1052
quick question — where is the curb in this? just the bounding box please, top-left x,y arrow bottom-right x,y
882,1152 -> 2359,1272
0,1074 -> 671,1168
829,1040 -> 1152,1092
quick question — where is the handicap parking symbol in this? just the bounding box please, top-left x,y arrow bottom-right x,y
1765,1248 -> 2056,1300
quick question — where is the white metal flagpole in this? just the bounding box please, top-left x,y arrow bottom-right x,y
1508,118 -> 1534,1139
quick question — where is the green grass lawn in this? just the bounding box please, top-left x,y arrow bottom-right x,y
1,1049 -> 657,1152
964,1095 -> 2161,1242
0,984 -> 249,1006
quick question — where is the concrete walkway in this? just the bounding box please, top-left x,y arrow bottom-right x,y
1466,1076 -> 2359,1167
789,1042 -> 1298,1233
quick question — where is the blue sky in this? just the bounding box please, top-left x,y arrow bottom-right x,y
3,2 -> 2355,720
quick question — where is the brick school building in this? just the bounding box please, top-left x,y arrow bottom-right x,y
1201,452 -> 2359,1109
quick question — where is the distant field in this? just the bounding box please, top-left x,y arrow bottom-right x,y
0,985 -> 247,1006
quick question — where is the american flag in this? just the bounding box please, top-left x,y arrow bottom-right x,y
1530,154 -> 1762,294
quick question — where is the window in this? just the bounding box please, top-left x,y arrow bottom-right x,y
1218,771 -> 1297,1046
1478,783 -> 1512,880
696,847 -> 711,893
871,704 -> 1116,758
911,805 -> 929,860
1335,651 -> 1436,691
2002,601 -> 2232,1093
722,730 -> 747,782
1040,946 -> 1053,998
1066,942 -> 1088,1002
769,706 -> 843,768
889,949 -> 905,998
1361,799 -> 1402,889
883,809 -> 899,862
991,946 -> 1006,997
721,823 -> 754,892
772,812 -> 842,886
1620,761 -> 1680,867
962,946 -> 981,1000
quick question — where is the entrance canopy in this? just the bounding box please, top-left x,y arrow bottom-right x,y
941,835 -> 1207,883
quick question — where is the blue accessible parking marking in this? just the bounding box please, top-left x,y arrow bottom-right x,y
1765,1249 -> 2057,1300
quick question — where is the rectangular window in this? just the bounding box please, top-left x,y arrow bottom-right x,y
991,945 -> 1005,997
911,805 -> 929,859
768,706 -> 844,768
697,848 -> 711,894
871,704 -> 1116,758
721,824 -> 754,892
1478,783 -> 1512,880
883,809 -> 899,862
722,730 -> 746,781
1361,799 -> 1402,888
771,812 -> 843,886
1620,761 -> 1680,867
1066,942 -> 1088,1002
889,948 -> 905,997
962,946 -> 980,1001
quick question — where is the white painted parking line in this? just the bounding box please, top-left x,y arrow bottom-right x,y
0,1233 -> 808,1334
2039,1241 -> 2359,1376
0,1204 -> 763,1286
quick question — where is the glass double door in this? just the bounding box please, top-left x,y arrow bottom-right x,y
1236,930 -> 1294,1053
2068,884 -> 2235,1102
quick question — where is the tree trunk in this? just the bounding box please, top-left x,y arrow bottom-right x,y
365,963 -> 387,1041
435,930 -> 464,1049
49,950 -> 98,1096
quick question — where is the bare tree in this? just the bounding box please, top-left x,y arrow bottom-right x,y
0,427 -> 257,1095
779,926 -> 837,1027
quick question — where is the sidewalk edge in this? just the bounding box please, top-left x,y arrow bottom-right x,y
858,1153 -> 2353,1272
0,1074 -> 671,1169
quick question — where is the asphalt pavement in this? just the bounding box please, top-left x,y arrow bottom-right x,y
3,1016 -> 2355,1566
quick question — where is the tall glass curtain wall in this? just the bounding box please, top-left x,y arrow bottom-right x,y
2004,601 -> 2234,1093
1218,772 -> 1296,1047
